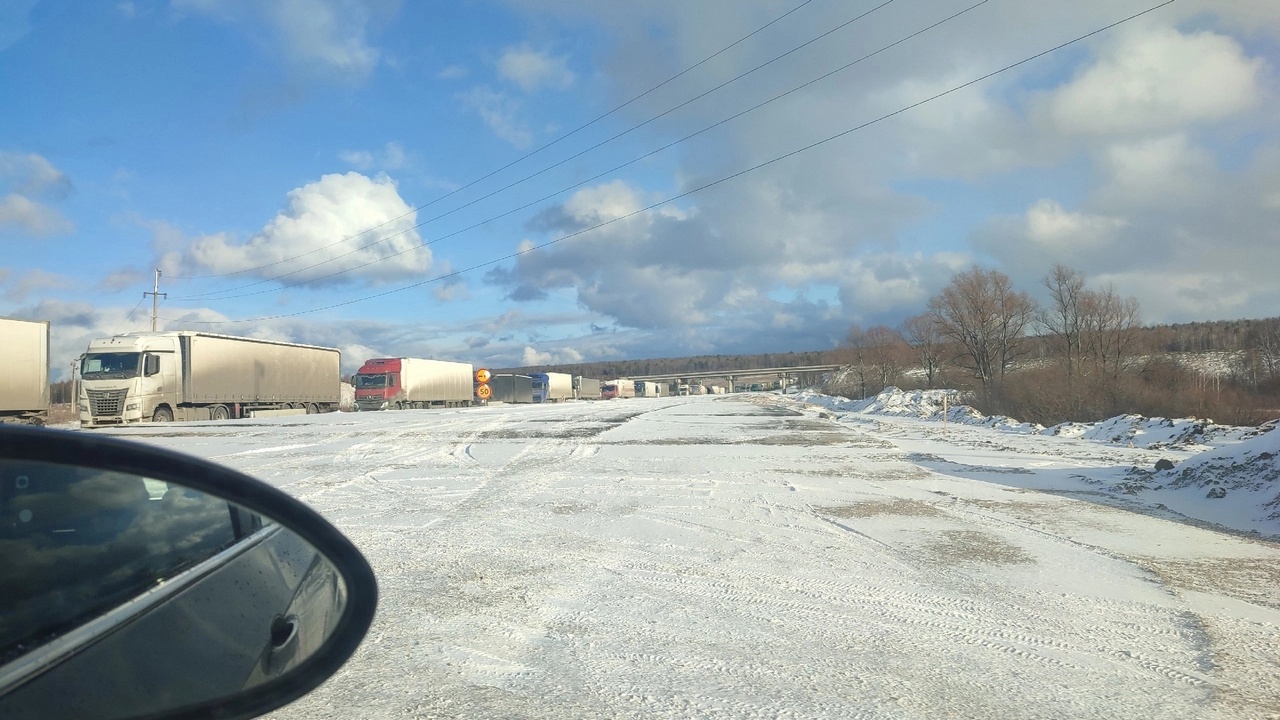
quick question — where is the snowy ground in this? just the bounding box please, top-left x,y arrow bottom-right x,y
97,394 -> 1280,718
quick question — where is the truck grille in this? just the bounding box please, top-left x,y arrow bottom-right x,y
87,389 -> 129,417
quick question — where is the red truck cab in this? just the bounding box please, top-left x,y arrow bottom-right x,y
353,358 -> 402,411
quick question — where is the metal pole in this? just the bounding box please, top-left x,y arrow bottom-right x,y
145,269 -> 166,332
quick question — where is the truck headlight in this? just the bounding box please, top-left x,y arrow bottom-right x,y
125,403 -> 139,411
78,403 -> 88,412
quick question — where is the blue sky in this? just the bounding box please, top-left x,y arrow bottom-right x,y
2,0 -> 1278,378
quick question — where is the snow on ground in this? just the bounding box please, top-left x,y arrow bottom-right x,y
94,395 -> 1280,718
797,387 -> 1280,537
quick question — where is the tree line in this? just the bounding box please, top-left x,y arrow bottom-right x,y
830,264 -> 1280,426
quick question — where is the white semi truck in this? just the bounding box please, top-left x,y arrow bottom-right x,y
530,372 -> 573,403
352,357 -> 474,410
0,317 -> 50,425
79,331 -> 340,426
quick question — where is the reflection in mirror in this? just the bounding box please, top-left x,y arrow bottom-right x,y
0,459 -> 348,719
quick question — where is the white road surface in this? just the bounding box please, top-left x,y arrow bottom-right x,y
104,394 -> 1280,719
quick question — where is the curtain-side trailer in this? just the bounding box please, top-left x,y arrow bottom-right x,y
353,357 -> 473,410
79,331 -> 340,426
489,374 -> 534,403
573,376 -> 601,400
0,317 -> 49,425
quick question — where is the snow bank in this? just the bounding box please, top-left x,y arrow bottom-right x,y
800,387 -> 1042,433
1043,415 -> 1253,450
1160,421 -> 1280,522
802,387 -> 1257,451
340,381 -> 355,412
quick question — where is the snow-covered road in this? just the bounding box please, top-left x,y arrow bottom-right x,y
103,394 -> 1280,718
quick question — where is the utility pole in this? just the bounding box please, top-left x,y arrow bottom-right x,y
144,269 -> 166,332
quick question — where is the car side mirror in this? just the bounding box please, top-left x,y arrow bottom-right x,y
0,425 -> 377,720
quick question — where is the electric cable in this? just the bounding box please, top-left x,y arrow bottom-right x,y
163,0 -> 819,281
162,0 -> 1177,325
175,0 -> 976,303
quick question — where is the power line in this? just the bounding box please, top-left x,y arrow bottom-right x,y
175,0 -> 972,303
163,0 -> 1178,325
173,0 -> 895,301
163,0 -> 819,282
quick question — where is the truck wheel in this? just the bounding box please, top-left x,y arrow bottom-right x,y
306,403 -> 318,415
211,405 -> 230,421
152,407 -> 173,423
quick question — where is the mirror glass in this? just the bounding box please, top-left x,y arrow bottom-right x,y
0,458 -> 349,719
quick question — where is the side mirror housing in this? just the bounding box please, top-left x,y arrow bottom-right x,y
0,425 -> 377,720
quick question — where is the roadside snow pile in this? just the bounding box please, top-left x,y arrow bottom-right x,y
811,387 -> 1044,434
1044,415 -> 1252,450
792,390 -> 870,413
340,382 -> 355,412
801,387 -> 1257,451
1160,421 -> 1280,520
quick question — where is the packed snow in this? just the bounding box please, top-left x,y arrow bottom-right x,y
93,393 -> 1280,718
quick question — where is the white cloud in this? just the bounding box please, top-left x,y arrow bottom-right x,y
0,195 -> 75,237
1045,26 -> 1265,136
338,141 -> 406,171
174,0 -> 386,81
164,172 -> 431,284
438,64 -> 468,80
521,345 -> 582,365
498,45 -> 575,93
0,151 -> 74,236
339,150 -> 375,169
459,86 -> 533,148
1099,133 -> 1217,207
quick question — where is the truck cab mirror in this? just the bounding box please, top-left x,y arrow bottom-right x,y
0,425 -> 377,720
143,354 -> 160,377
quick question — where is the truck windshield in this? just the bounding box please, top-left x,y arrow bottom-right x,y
81,353 -> 141,380
354,374 -> 387,389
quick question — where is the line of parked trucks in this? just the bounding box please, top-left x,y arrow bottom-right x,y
1,319 -> 720,428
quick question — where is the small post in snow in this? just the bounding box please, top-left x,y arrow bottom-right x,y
942,389 -> 948,434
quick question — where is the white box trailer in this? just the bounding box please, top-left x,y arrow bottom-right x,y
353,357 -> 473,410
530,372 -> 573,403
80,331 -> 340,426
635,381 -> 663,398
603,378 -> 635,399
0,317 -> 50,424
573,376 -> 601,400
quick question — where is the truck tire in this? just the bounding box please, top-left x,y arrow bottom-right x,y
306,403 -> 318,415
152,407 -> 173,423
211,405 -> 230,421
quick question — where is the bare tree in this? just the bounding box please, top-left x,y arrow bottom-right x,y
844,324 -> 871,400
865,325 -> 907,391
928,267 -> 1036,403
1081,284 -> 1141,376
900,313 -> 944,388
1040,263 -> 1086,384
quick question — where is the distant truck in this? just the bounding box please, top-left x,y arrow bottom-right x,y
0,317 -> 50,425
574,376 -> 601,400
601,378 -> 635,399
530,372 -> 573,403
489,374 -> 533,403
353,357 -> 473,411
79,331 -> 340,426
635,381 -> 663,398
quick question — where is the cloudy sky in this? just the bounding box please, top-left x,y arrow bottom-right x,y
2,0 -> 1277,378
